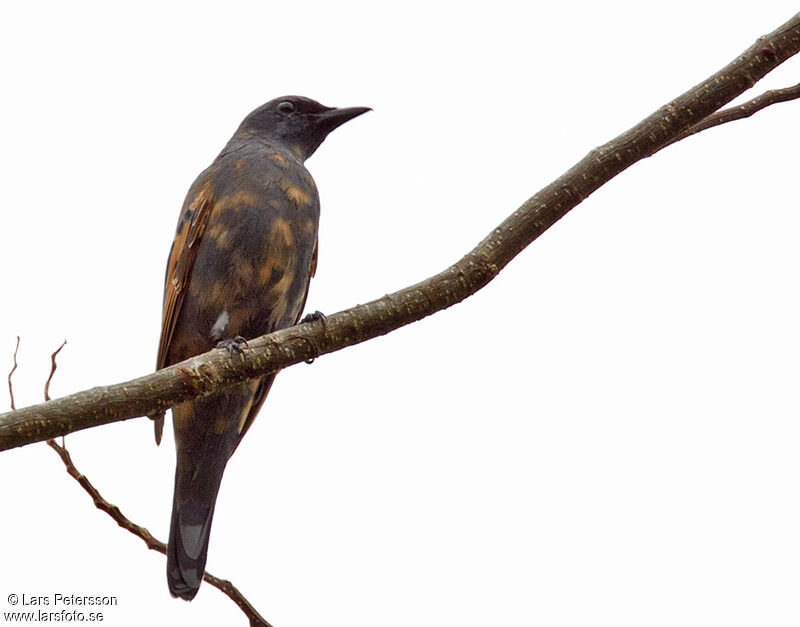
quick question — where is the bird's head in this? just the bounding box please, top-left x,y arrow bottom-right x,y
236,96 -> 370,160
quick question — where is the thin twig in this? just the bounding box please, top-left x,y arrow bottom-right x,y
44,339 -> 67,402
664,81 -> 800,148
37,342 -> 273,627
44,440 -> 273,627
7,336 -> 19,411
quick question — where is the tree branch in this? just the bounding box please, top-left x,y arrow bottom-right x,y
1,13 -> 799,452
11,340 -> 275,626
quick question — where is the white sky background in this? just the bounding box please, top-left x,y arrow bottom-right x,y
1,2 -> 799,626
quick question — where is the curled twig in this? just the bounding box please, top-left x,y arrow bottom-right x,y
44,339 -> 67,402
7,336 -> 19,411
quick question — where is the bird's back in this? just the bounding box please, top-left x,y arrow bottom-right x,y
160,142 -> 320,369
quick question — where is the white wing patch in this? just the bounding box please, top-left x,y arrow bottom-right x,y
210,310 -> 229,340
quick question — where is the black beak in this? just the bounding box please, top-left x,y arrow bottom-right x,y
316,106 -> 371,134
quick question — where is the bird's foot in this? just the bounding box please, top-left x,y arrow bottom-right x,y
216,335 -> 248,356
300,310 -> 327,326
300,311 -> 326,364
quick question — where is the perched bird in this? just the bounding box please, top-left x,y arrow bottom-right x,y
155,96 -> 369,600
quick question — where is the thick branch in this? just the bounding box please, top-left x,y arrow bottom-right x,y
1,13 -> 799,452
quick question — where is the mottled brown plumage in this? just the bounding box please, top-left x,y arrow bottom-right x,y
155,96 -> 368,600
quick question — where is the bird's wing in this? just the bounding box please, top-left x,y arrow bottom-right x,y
154,180 -> 216,444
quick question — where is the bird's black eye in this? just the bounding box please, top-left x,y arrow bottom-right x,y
277,101 -> 295,114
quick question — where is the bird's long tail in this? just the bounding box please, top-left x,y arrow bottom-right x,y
166,381 -> 264,600
166,445 -> 228,600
